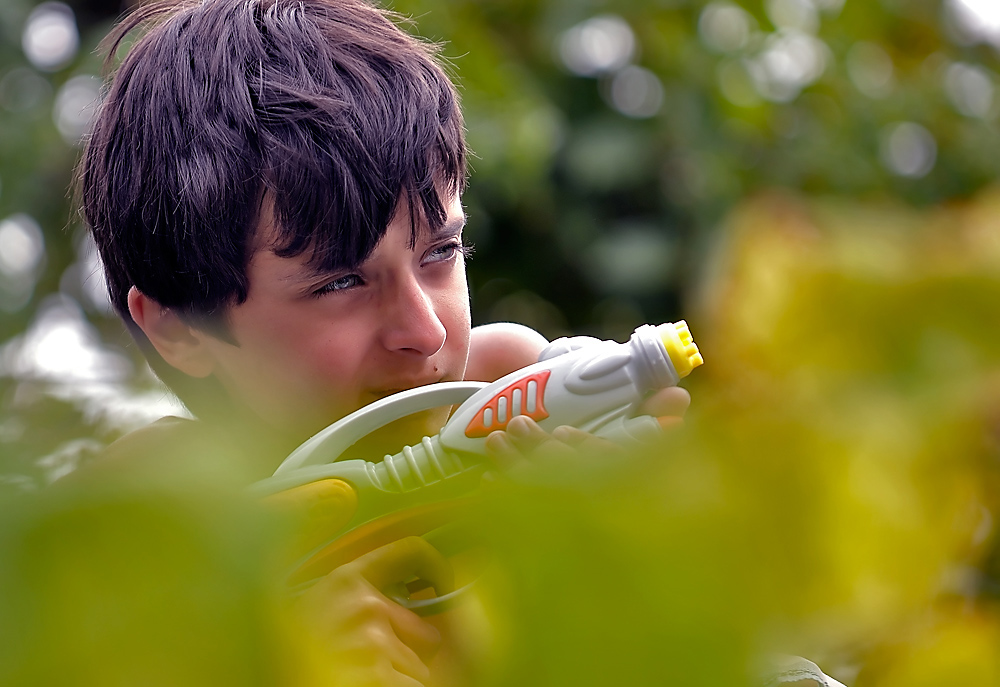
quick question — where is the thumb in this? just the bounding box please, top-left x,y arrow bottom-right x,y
637,386 -> 691,418
262,479 -> 358,554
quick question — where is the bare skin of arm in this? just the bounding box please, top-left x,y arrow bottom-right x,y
464,322 -> 550,383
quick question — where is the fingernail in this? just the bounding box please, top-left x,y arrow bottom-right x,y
486,432 -> 511,453
507,417 -> 529,437
305,481 -> 357,521
307,492 -> 350,521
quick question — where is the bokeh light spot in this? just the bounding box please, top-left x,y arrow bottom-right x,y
1,297 -> 127,384
944,62 -> 995,118
0,214 -> 45,279
718,59 -> 763,107
54,75 -> 102,145
79,237 -> 112,314
699,2 -> 754,54
747,30 -> 829,102
59,232 -> 113,314
0,213 -> 44,312
879,122 -> 937,178
0,296 -> 188,432
813,0 -> 845,12
0,68 -> 52,114
564,125 -> 648,191
583,225 -> 676,294
22,2 -> 79,72
846,42 -> 895,99
766,0 -> 819,34
559,15 -> 636,77
608,66 -> 664,118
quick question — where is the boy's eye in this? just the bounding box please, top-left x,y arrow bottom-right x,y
315,273 -> 363,295
425,241 -> 471,264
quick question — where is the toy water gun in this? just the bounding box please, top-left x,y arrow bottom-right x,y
251,322 -> 703,610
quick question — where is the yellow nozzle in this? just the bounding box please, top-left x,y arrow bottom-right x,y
658,321 -> 704,379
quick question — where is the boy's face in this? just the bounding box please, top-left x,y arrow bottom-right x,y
198,193 -> 472,448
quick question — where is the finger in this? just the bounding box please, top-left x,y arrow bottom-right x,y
485,418 -> 559,466
552,425 -> 626,457
639,386 -> 691,418
509,417 -> 593,463
375,657 -> 430,687
299,578 -> 438,681
484,431 -> 521,470
350,536 -> 455,597
549,425 -> 592,446
262,478 -> 358,531
359,622 -> 435,682
501,415 -> 551,452
337,658 -> 427,687
385,603 -> 443,663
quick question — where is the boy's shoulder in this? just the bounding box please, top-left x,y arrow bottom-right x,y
66,416 -> 255,487
466,322 -> 549,383
101,416 -> 205,462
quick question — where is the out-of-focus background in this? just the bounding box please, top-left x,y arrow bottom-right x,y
1,0 -> 998,488
2,1 -> 1000,685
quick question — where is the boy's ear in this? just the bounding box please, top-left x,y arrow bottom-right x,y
127,286 -> 216,379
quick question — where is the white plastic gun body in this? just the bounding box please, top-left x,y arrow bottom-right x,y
251,322 -> 703,547
440,322 -> 699,453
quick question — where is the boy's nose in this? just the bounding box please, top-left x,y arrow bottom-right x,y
381,276 -> 447,357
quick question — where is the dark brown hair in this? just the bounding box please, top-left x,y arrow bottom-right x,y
78,0 -> 466,414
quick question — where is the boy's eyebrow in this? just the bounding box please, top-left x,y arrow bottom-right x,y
429,214 -> 467,239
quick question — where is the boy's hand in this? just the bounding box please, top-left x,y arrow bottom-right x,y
637,385 -> 691,430
295,536 -> 454,687
263,486 -> 453,686
262,478 -> 359,556
484,386 -> 690,471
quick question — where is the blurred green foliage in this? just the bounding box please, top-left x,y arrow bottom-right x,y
3,0 -> 1000,684
0,482 -> 289,686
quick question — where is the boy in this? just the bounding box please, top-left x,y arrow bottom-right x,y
77,0 -> 687,684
